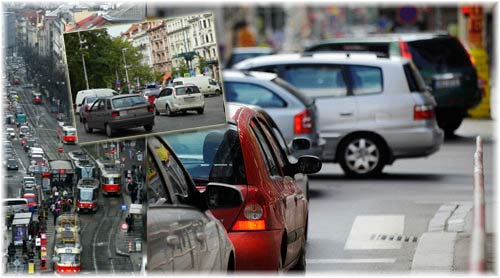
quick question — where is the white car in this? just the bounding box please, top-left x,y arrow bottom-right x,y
6,127 -> 15,138
154,85 -> 205,116
172,76 -> 221,96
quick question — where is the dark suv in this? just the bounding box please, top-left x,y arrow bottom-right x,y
305,33 -> 482,135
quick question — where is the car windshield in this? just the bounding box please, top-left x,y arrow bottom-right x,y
8,159 -> 17,164
112,96 -> 146,108
164,125 -> 247,185
408,38 -> 472,71
79,189 -> 93,201
64,130 -> 76,136
176,86 -> 200,96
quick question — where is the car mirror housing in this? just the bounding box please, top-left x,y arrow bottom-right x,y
205,182 -> 243,209
296,155 -> 322,175
290,137 -> 311,151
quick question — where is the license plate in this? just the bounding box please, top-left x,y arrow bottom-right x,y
184,97 -> 194,102
120,110 -> 128,116
433,78 -> 461,89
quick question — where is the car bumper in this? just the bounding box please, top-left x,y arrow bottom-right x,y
229,230 -> 282,271
171,101 -> 204,112
108,115 -> 155,130
385,126 -> 444,160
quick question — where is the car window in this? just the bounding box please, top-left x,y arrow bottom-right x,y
209,79 -> 217,85
112,96 -> 146,108
176,86 -> 200,96
224,82 -> 287,108
281,64 -> 347,98
403,63 -> 426,92
407,38 -> 472,70
250,120 -> 282,177
106,99 -> 112,110
256,119 -> 287,170
150,139 -> 189,200
91,99 -> 103,111
349,65 -> 383,95
251,65 -> 279,74
164,126 -> 247,185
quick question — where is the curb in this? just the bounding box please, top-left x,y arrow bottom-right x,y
411,203 -> 473,272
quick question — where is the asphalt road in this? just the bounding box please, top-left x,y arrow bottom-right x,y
74,95 -> 227,144
305,122 -> 494,272
5,81 -> 139,273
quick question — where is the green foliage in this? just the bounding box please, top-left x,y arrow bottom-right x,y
173,60 -> 190,77
64,29 -> 158,99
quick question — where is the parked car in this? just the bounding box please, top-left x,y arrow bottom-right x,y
3,198 -> 29,214
222,70 -> 325,158
234,52 -> 444,177
74,88 -> 116,114
162,103 -> 322,271
154,85 -> 205,116
146,136 -> 240,272
77,96 -> 98,122
5,158 -> 19,170
81,94 -> 155,137
224,47 -> 274,68
304,33 -> 482,135
172,76 -> 221,96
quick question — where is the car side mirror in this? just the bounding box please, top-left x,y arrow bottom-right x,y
205,182 -> 243,209
289,137 -> 311,151
296,155 -> 322,175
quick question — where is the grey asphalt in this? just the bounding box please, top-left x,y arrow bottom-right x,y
74,95 -> 227,144
305,119 -> 494,273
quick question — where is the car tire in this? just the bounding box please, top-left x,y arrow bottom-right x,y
144,124 -> 153,132
444,117 -> 463,137
215,89 -> 221,96
197,107 -> 204,114
165,104 -> 172,117
105,124 -> 113,138
338,134 -> 386,178
83,121 -> 93,133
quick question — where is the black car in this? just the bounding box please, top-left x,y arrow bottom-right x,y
6,158 -> 19,171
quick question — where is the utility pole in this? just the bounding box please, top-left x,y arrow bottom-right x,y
78,31 -> 90,90
122,48 -> 131,93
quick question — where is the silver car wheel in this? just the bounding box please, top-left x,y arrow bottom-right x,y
344,138 -> 379,174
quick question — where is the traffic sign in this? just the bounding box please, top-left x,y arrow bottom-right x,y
110,149 -> 115,155
121,157 -> 126,162
397,6 -> 419,25
13,259 -> 21,267
121,204 -> 127,212
58,146 -> 63,153
35,237 -> 41,247
121,222 -> 128,232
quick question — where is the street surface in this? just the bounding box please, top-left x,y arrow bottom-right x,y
4,62 -> 144,274
74,95 -> 227,143
306,120 -> 495,272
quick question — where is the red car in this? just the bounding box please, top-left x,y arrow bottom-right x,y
164,103 -> 322,271
22,193 -> 38,211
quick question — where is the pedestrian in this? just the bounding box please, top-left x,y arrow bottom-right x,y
125,214 -> 134,233
131,183 -> 138,204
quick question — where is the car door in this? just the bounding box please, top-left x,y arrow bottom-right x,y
249,119 -> 297,266
156,89 -> 167,113
147,137 -> 224,271
277,63 -> 357,159
87,99 -> 103,129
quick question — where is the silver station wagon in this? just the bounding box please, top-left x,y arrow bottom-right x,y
235,52 -> 444,177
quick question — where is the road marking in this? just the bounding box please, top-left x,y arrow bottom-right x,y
345,215 -> 405,250
307,258 -> 397,264
92,214 -> 107,273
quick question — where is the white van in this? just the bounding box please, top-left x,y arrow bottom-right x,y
172,76 -> 221,96
28,147 -> 44,158
3,198 -> 29,213
74,88 -> 116,113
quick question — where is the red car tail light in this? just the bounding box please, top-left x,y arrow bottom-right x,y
294,109 -> 312,134
231,186 -> 268,231
414,105 -> 434,120
111,111 -> 120,117
399,41 -> 413,60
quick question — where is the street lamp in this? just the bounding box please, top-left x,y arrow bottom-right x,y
77,31 -> 90,90
122,48 -> 131,93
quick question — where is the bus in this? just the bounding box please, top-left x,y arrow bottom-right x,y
74,159 -> 96,180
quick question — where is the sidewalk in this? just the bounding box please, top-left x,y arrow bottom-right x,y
455,118 -> 494,141
114,191 -> 144,272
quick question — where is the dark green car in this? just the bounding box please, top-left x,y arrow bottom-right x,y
306,33 -> 482,135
